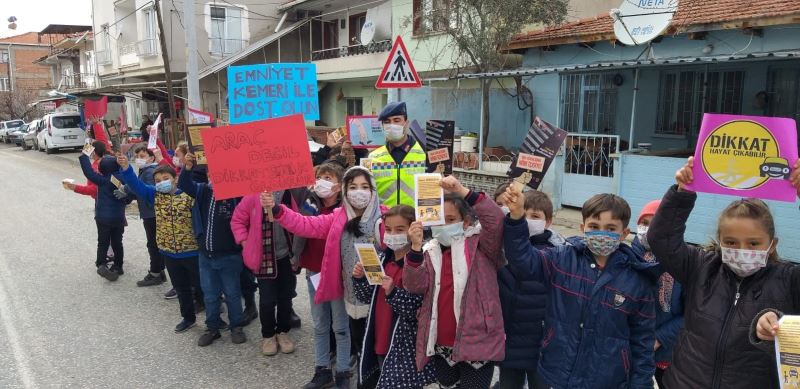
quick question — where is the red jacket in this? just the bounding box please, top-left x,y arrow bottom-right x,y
73,158 -> 99,199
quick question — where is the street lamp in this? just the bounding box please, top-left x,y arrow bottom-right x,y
7,16 -> 17,30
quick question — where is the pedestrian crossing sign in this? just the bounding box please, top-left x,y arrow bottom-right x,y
376,36 -> 422,89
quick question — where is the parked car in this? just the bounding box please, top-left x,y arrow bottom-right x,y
8,123 -> 30,148
22,120 -> 39,150
0,119 -> 25,143
39,113 -> 85,154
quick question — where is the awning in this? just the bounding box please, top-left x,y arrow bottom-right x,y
198,21 -> 305,79
446,50 -> 800,80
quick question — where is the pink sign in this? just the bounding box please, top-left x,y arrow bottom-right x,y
685,113 -> 798,202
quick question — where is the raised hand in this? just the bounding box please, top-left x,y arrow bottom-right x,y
260,191 -> 276,209
409,221 -> 424,251
675,157 -> 695,191
502,184 -> 525,220
440,175 -> 468,197
184,153 -> 196,170
352,262 -> 365,279
790,159 -> 800,198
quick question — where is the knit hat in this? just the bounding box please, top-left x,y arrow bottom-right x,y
638,200 -> 662,225
98,155 -> 120,176
378,101 -> 407,121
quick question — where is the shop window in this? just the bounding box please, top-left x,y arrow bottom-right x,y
560,73 -> 618,134
656,69 -> 744,136
346,98 -> 363,116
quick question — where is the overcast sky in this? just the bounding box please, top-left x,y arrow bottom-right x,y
0,0 -> 92,38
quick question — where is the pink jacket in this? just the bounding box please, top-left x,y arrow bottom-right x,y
404,195 -> 506,369
230,193 -> 299,273
274,204 -> 387,304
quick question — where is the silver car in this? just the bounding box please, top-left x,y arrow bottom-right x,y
0,119 -> 25,143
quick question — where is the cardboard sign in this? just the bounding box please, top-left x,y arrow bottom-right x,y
376,36 -> 422,89
425,120 -> 455,175
347,116 -> 383,148
228,63 -> 319,124
186,123 -> 211,165
685,114 -> 798,202
414,173 -> 445,226
506,117 -> 568,190
355,243 -> 385,285
775,315 -> 800,389
186,107 -> 214,125
199,114 -> 316,200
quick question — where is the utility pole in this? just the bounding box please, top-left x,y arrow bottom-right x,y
184,0 -> 200,112
154,0 -> 177,122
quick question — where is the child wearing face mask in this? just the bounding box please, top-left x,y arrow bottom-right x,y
262,166 -> 387,389
403,176 -> 506,389
79,147 -> 131,282
116,154 -> 204,334
648,157 -> 800,389
121,144 -> 168,287
630,200 -> 684,388
350,205 -> 436,389
494,189 -> 565,389
501,184 -> 657,389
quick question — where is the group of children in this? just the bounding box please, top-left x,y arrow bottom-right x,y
73,134 -> 799,388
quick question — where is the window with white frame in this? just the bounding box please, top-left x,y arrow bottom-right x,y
209,6 -> 244,57
0,77 -> 10,92
96,24 -> 112,64
0,50 -> 8,64
139,7 -> 158,56
656,69 -> 744,136
560,73 -> 618,134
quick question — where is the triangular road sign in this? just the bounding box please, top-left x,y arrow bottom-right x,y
376,36 -> 422,89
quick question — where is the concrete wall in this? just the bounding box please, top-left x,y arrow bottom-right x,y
619,154 -> 800,264
318,81 -> 387,127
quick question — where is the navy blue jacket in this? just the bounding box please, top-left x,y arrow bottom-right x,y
498,230 -> 556,371
79,154 -> 129,226
129,163 -> 157,219
177,168 -> 241,256
630,238 -> 684,364
503,216 -> 657,389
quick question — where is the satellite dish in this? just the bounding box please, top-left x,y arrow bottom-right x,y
360,20 -> 376,45
612,0 -> 678,46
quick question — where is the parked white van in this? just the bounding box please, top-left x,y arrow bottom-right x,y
40,113 -> 85,154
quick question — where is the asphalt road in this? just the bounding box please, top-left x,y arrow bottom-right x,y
0,144 -> 317,388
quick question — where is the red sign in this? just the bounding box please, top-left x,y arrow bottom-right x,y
376,36 -> 422,89
427,147 -> 450,163
517,153 -> 546,172
199,114 -> 316,200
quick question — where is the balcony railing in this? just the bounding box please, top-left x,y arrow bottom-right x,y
311,40 -> 392,61
60,73 -> 96,90
136,38 -> 159,57
95,50 -> 112,65
118,42 -> 138,67
210,38 -> 248,57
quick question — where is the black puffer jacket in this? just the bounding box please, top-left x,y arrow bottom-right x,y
648,185 -> 800,389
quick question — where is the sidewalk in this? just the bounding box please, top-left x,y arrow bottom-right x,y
551,207 -> 583,238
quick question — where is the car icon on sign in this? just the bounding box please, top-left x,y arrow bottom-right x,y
760,157 -> 791,179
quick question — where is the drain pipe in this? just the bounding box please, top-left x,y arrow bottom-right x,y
628,67 -> 640,150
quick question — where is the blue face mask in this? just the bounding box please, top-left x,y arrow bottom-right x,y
155,180 -> 173,194
431,222 -> 465,247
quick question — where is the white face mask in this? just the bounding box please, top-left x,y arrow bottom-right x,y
134,158 -> 148,168
637,225 -> 649,250
431,222 -> 465,247
383,124 -> 406,142
314,179 -> 336,199
347,189 -> 372,210
383,233 -> 409,251
721,242 -> 772,278
527,218 -> 547,237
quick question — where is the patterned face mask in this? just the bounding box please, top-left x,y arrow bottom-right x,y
584,230 -> 621,257
721,242 -> 772,278
637,225 -> 649,250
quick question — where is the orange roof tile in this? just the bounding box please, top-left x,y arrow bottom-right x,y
512,0 -> 800,47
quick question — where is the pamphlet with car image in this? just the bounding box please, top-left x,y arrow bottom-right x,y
355,243 -> 385,286
775,315 -> 800,389
685,114 -> 798,202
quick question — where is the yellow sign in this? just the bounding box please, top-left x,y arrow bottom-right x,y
701,120 -> 781,190
355,243 -> 384,286
414,173 -> 445,226
776,315 -> 800,389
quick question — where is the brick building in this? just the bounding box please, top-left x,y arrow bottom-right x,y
0,32 -> 57,97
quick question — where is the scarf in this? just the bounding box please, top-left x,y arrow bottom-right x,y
423,222 -> 482,357
340,166 -> 382,319
643,250 -> 674,313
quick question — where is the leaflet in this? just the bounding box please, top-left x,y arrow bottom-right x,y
414,173 -> 445,226
355,243 -> 384,286
776,315 -> 800,388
